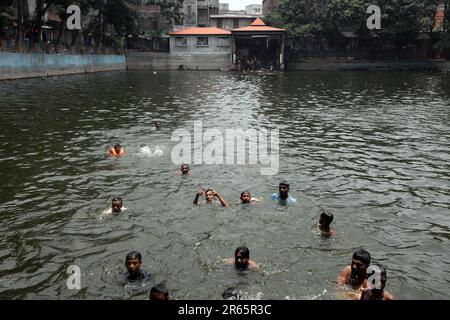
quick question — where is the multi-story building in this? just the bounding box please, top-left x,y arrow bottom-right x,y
137,4 -> 170,34
245,4 -> 263,15
183,0 -> 220,27
219,3 -> 229,14
210,12 -> 261,31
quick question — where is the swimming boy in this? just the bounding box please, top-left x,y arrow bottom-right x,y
336,249 -> 371,290
102,197 -> 127,215
176,164 -> 191,176
194,188 -> 229,207
223,247 -> 259,271
271,181 -> 296,204
361,265 -> 394,300
238,191 -> 261,204
123,251 -> 150,282
318,211 -> 335,236
149,283 -> 169,300
109,144 -> 125,156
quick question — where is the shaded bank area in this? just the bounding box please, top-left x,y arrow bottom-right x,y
126,52 -> 450,72
126,52 -> 232,71
288,60 -> 450,72
0,53 -> 126,80
3,52 -> 450,80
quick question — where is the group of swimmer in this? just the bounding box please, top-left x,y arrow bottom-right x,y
106,122 -> 393,300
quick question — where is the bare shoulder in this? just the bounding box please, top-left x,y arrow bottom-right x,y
336,265 -> 351,284
249,260 -> 260,270
384,291 -> 394,300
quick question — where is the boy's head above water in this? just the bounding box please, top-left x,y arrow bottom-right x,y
240,191 -> 251,203
125,251 -> 142,276
149,283 -> 169,300
234,246 -> 250,270
111,197 -> 123,213
319,211 -> 334,227
180,164 -> 190,174
351,249 -> 371,277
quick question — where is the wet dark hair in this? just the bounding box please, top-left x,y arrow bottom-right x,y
205,188 -> 214,194
353,249 -> 371,266
222,287 -> 240,300
126,251 -> 142,262
320,211 -> 334,224
235,246 -> 250,259
181,164 -> 189,169
241,191 -> 251,197
149,283 -> 169,299
112,197 -> 123,203
279,181 -> 290,188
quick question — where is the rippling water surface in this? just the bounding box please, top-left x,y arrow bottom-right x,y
0,70 -> 449,299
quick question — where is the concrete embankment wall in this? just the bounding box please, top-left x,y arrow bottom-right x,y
434,61 -> 450,71
0,52 -> 126,80
288,60 -> 449,71
126,52 -> 232,70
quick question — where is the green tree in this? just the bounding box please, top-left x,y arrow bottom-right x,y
323,0 -> 367,50
267,0 -> 437,58
373,0 -> 435,50
266,0 -> 324,52
0,0 -> 14,28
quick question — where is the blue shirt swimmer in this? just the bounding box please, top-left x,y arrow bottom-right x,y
271,181 -> 297,204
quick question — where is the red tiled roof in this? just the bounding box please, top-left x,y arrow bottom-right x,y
168,27 -> 231,36
232,18 -> 285,32
251,18 -> 266,26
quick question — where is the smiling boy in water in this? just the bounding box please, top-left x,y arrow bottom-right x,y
194,188 -> 229,207
237,191 -> 261,204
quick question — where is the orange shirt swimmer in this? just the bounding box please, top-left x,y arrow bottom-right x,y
109,144 -> 125,156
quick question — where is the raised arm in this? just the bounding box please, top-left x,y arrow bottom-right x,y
214,191 -> 229,207
194,189 -> 204,205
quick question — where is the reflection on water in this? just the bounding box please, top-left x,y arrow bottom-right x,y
0,70 -> 449,299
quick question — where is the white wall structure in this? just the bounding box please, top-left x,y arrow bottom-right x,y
245,4 -> 263,15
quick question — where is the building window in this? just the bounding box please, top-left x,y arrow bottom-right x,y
217,18 -> 222,28
175,37 -> 188,46
217,36 -> 231,47
233,19 -> 239,29
187,5 -> 192,17
197,36 -> 209,46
